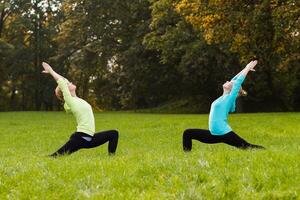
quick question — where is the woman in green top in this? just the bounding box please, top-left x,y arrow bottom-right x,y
42,62 -> 119,156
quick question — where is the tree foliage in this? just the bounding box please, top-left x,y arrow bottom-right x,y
0,0 -> 299,112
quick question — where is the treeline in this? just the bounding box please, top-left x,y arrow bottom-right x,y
0,0 -> 299,112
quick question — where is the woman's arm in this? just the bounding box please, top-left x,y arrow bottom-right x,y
42,62 -> 74,107
42,62 -> 64,81
229,60 -> 258,98
231,60 -> 257,81
239,60 -> 257,77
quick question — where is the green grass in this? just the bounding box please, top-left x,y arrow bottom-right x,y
0,112 -> 299,199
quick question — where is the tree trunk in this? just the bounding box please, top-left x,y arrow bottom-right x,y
236,98 -> 244,113
82,75 -> 89,100
34,1 -> 42,110
0,9 -> 4,38
9,84 -> 16,110
0,7 -> 10,38
21,90 -> 26,111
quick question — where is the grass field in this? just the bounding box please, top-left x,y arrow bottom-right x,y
0,112 -> 299,199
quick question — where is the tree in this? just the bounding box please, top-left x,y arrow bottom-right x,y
175,0 -> 300,111
0,0 -> 63,110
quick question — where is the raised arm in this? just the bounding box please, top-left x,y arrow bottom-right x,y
231,60 -> 257,81
42,62 -> 64,81
229,60 -> 257,98
239,60 -> 257,77
42,62 -> 74,107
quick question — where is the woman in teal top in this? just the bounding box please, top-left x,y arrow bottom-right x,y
183,60 -> 264,151
42,62 -> 119,156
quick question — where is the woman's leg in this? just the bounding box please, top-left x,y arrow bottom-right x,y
50,133 -> 86,157
85,130 -> 119,155
182,129 -> 222,151
221,131 -> 265,149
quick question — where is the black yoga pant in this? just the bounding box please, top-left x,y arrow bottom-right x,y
51,130 -> 119,156
182,129 -> 264,151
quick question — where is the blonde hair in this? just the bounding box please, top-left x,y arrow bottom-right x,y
55,86 -> 63,101
238,88 -> 247,97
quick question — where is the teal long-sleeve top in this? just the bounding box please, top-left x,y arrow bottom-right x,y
57,78 -> 95,136
208,75 -> 245,135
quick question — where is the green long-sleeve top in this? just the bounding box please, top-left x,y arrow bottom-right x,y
57,78 -> 95,136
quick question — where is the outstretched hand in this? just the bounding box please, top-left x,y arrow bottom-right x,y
42,62 -> 53,74
246,60 -> 257,72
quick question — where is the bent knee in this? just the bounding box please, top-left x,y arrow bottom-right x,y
110,130 -> 119,138
183,129 -> 192,137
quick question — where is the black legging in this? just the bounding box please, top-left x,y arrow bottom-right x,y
182,129 -> 264,151
50,130 -> 119,156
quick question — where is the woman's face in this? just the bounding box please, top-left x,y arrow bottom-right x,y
223,81 -> 233,93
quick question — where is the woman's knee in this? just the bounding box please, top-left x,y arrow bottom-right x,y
110,130 -> 119,139
183,129 -> 192,138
